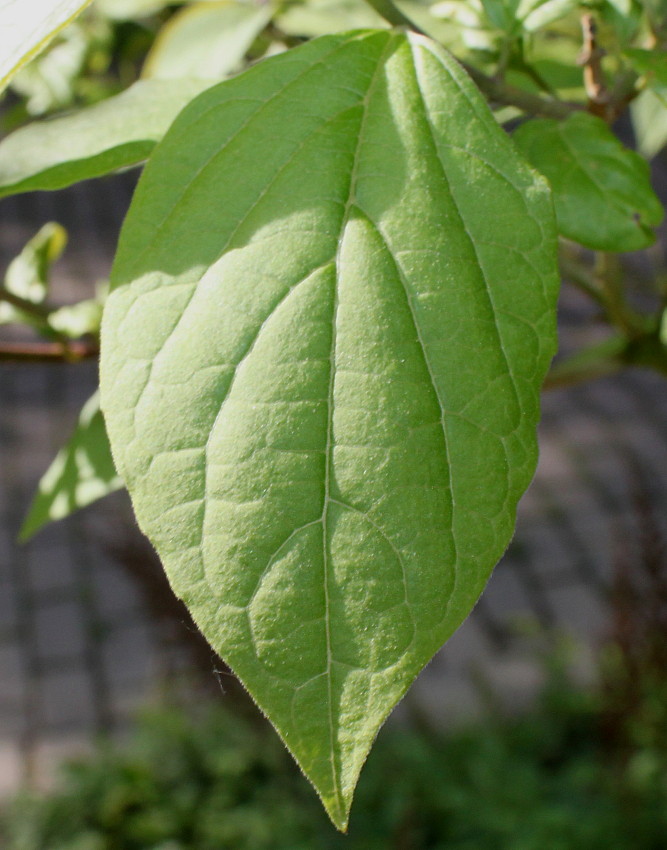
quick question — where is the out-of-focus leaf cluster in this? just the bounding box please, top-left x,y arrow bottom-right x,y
0,222 -> 103,340
3,666 -> 667,849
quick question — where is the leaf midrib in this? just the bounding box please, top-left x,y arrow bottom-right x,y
323,32 -> 399,823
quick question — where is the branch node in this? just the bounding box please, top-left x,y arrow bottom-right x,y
579,13 -> 611,118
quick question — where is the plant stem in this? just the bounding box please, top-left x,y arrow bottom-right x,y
544,325 -> 667,389
594,252 -> 645,337
608,68 -> 641,120
462,64 -> 578,118
544,337 -> 626,389
363,0 -> 424,31
0,285 -> 89,350
579,13 -> 611,118
0,339 -> 98,362
0,285 -> 50,319
560,250 -> 648,337
559,254 -> 606,307
362,0 -> 580,119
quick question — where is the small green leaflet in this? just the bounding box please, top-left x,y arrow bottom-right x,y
0,80 -> 214,198
0,0 -> 93,93
0,223 -> 66,328
21,392 -> 123,541
48,297 -> 103,338
514,111 -> 664,252
101,30 -> 558,829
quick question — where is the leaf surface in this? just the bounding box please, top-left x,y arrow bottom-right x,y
0,0 -> 93,93
0,79 -> 213,198
514,111 -> 664,251
21,392 -> 123,541
100,30 -> 558,828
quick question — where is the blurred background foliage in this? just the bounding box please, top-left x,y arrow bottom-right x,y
2,0 -> 666,153
2,649 -> 667,849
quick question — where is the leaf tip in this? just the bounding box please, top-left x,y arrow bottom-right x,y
323,795 -> 351,833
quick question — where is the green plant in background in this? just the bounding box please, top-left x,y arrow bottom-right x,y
3,668 -> 667,849
0,0 -> 665,828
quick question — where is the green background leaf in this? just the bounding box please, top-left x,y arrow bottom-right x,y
631,88 -> 667,160
0,79 -> 213,198
0,0 -> 93,92
276,0 -> 384,36
143,1 -> 274,80
9,16 -> 93,116
100,30 -> 558,828
513,112 -> 664,252
21,392 -> 123,541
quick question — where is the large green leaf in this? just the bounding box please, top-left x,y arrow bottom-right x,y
0,79 -> 213,198
0,0 -> 93,93
513,112 -> 664,252
143,1 -> 274,80
21,392 -> 123,541
100,30 -> 558,828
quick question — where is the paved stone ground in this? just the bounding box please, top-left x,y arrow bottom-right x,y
1,168 -> 666,794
